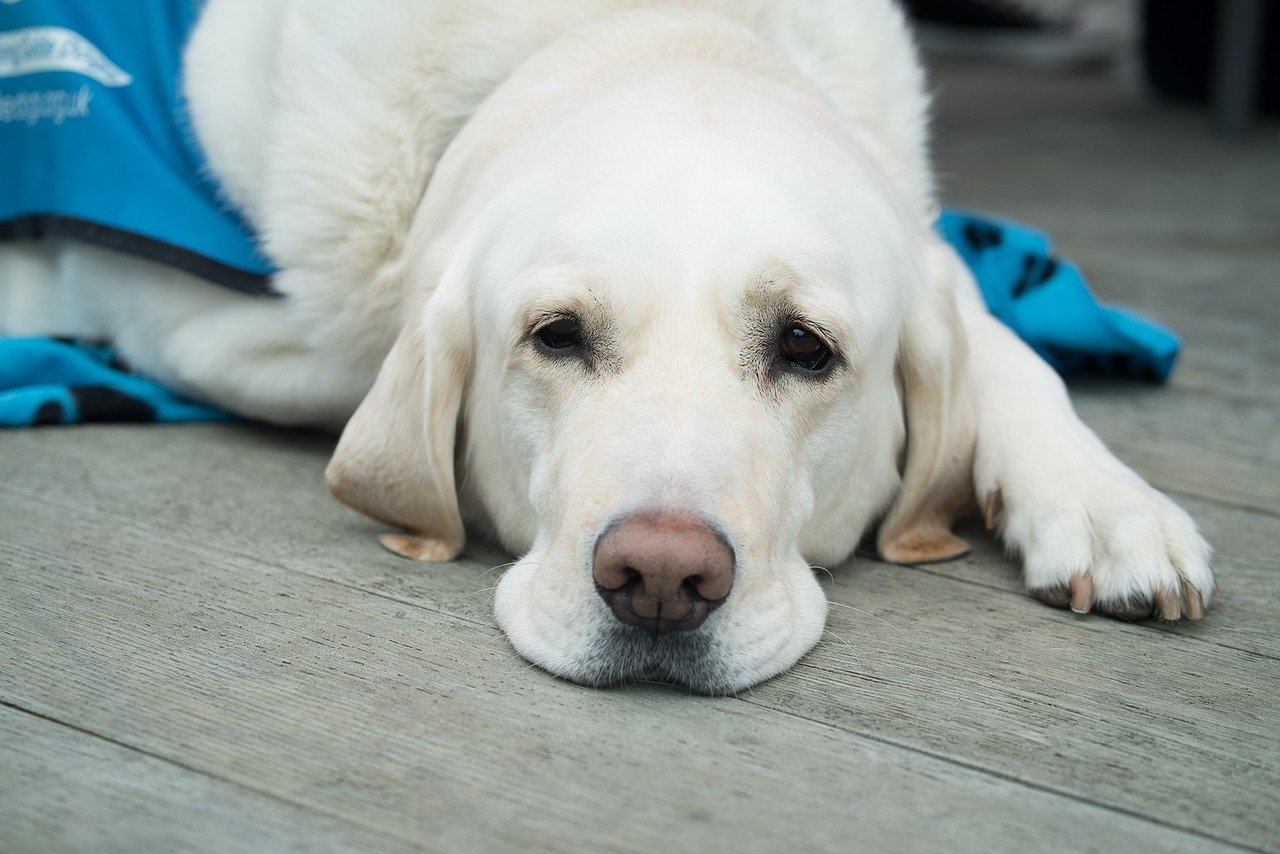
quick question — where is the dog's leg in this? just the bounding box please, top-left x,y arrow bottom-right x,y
942,241 -> 1214,620
160,298 -> 379,428
2,240 -> 375,428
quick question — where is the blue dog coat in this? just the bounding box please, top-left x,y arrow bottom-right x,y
0,0 -> 273,293
0,2 -> 1181,427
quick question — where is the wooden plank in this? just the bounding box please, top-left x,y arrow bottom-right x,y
0,705 -> 414,854
1047,251 -> 1277,407
764,560 -> 1280,851
0,496 -> 1223,853
1073,387 -> 1278,514
1,426 -> 1275,848
932,67 -> 1280,257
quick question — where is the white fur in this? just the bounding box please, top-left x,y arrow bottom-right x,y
0,0 -> 1213,693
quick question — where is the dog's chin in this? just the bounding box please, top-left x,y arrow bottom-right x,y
494,562 -> 825,695
503,622 -> 783,696
552,624 -> 744,695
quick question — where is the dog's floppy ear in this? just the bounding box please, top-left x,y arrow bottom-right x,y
325,288 -> 469,562
877,239 -> 977,565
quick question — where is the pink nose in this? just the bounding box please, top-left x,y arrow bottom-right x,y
592,512 -> 735,634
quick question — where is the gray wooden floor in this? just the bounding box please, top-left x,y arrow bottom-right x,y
3,63 -> 1278,853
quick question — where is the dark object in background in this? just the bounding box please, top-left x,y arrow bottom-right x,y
902,0 -> 1054,29
901,0 -> 1123,69
1143,0 -> 1279,115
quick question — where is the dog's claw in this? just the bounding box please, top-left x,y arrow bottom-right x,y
982,488 -> 1003,531
1185,585 -> 1205,620
1154,587 -> 1182,620
1069,573 -> 1093,614
1037,580 -> 1206,623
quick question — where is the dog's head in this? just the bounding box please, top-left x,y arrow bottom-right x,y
326,10 -> 973,693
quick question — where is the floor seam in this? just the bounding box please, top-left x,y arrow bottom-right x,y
891,562 -> 1280,662
0,698 -> 426,851
4,674 -> 1257,852
731,694 -> 1261,852
1163,489 -> 1280,520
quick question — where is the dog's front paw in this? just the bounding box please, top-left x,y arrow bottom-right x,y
979,453 -> 1214,621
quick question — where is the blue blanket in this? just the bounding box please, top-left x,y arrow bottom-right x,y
0,338 -> 233,426
0,208 -> 1181,427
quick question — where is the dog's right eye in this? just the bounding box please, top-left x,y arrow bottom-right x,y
779,323 -> 833,374
534,317 -> 584,352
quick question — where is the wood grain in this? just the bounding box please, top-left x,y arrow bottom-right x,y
1,424 -> 1275,849
0,705 -> 415,854
0,490 -> 1228,852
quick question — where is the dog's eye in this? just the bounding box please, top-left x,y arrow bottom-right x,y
534,317 -> 584,352
780,325 -> 832,373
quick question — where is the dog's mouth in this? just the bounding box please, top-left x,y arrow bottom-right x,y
494,544 -> 826,695
559,622 -> 747,696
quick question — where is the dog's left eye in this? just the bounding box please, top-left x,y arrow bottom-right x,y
780,324 -> 832,373
534,317 -> 584,352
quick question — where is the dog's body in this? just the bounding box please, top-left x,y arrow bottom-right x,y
1,0 -> 1213,692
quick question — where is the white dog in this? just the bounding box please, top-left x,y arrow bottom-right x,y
0,0 -> 1213,693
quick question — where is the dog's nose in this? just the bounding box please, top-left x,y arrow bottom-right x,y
592,512 -> 735,634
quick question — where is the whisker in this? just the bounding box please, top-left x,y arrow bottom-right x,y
826,600 -> 907,639
819,629 -> 865,668
810,564 -> 836,587
475,559 -> 520,581
823,627 -> 853,648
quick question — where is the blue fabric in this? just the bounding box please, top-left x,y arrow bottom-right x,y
938,208 -> 1179,382
0,1 -> 274,293
0,338 -> 235,426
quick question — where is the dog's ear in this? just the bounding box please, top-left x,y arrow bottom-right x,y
877,239 -> 977,565
325,289 -> 469,562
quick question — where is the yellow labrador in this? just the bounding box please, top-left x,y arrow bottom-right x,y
2,0 -> 1213,693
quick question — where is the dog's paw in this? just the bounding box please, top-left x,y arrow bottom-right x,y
978,453 -> 1214,621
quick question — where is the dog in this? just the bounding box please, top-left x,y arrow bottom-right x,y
0,0 -> 1213,693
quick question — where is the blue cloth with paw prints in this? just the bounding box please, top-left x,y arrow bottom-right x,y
937,208 -> 1179,383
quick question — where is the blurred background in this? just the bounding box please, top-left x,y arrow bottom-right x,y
907,0 -> 1277,407
907,0 -> 1278,138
